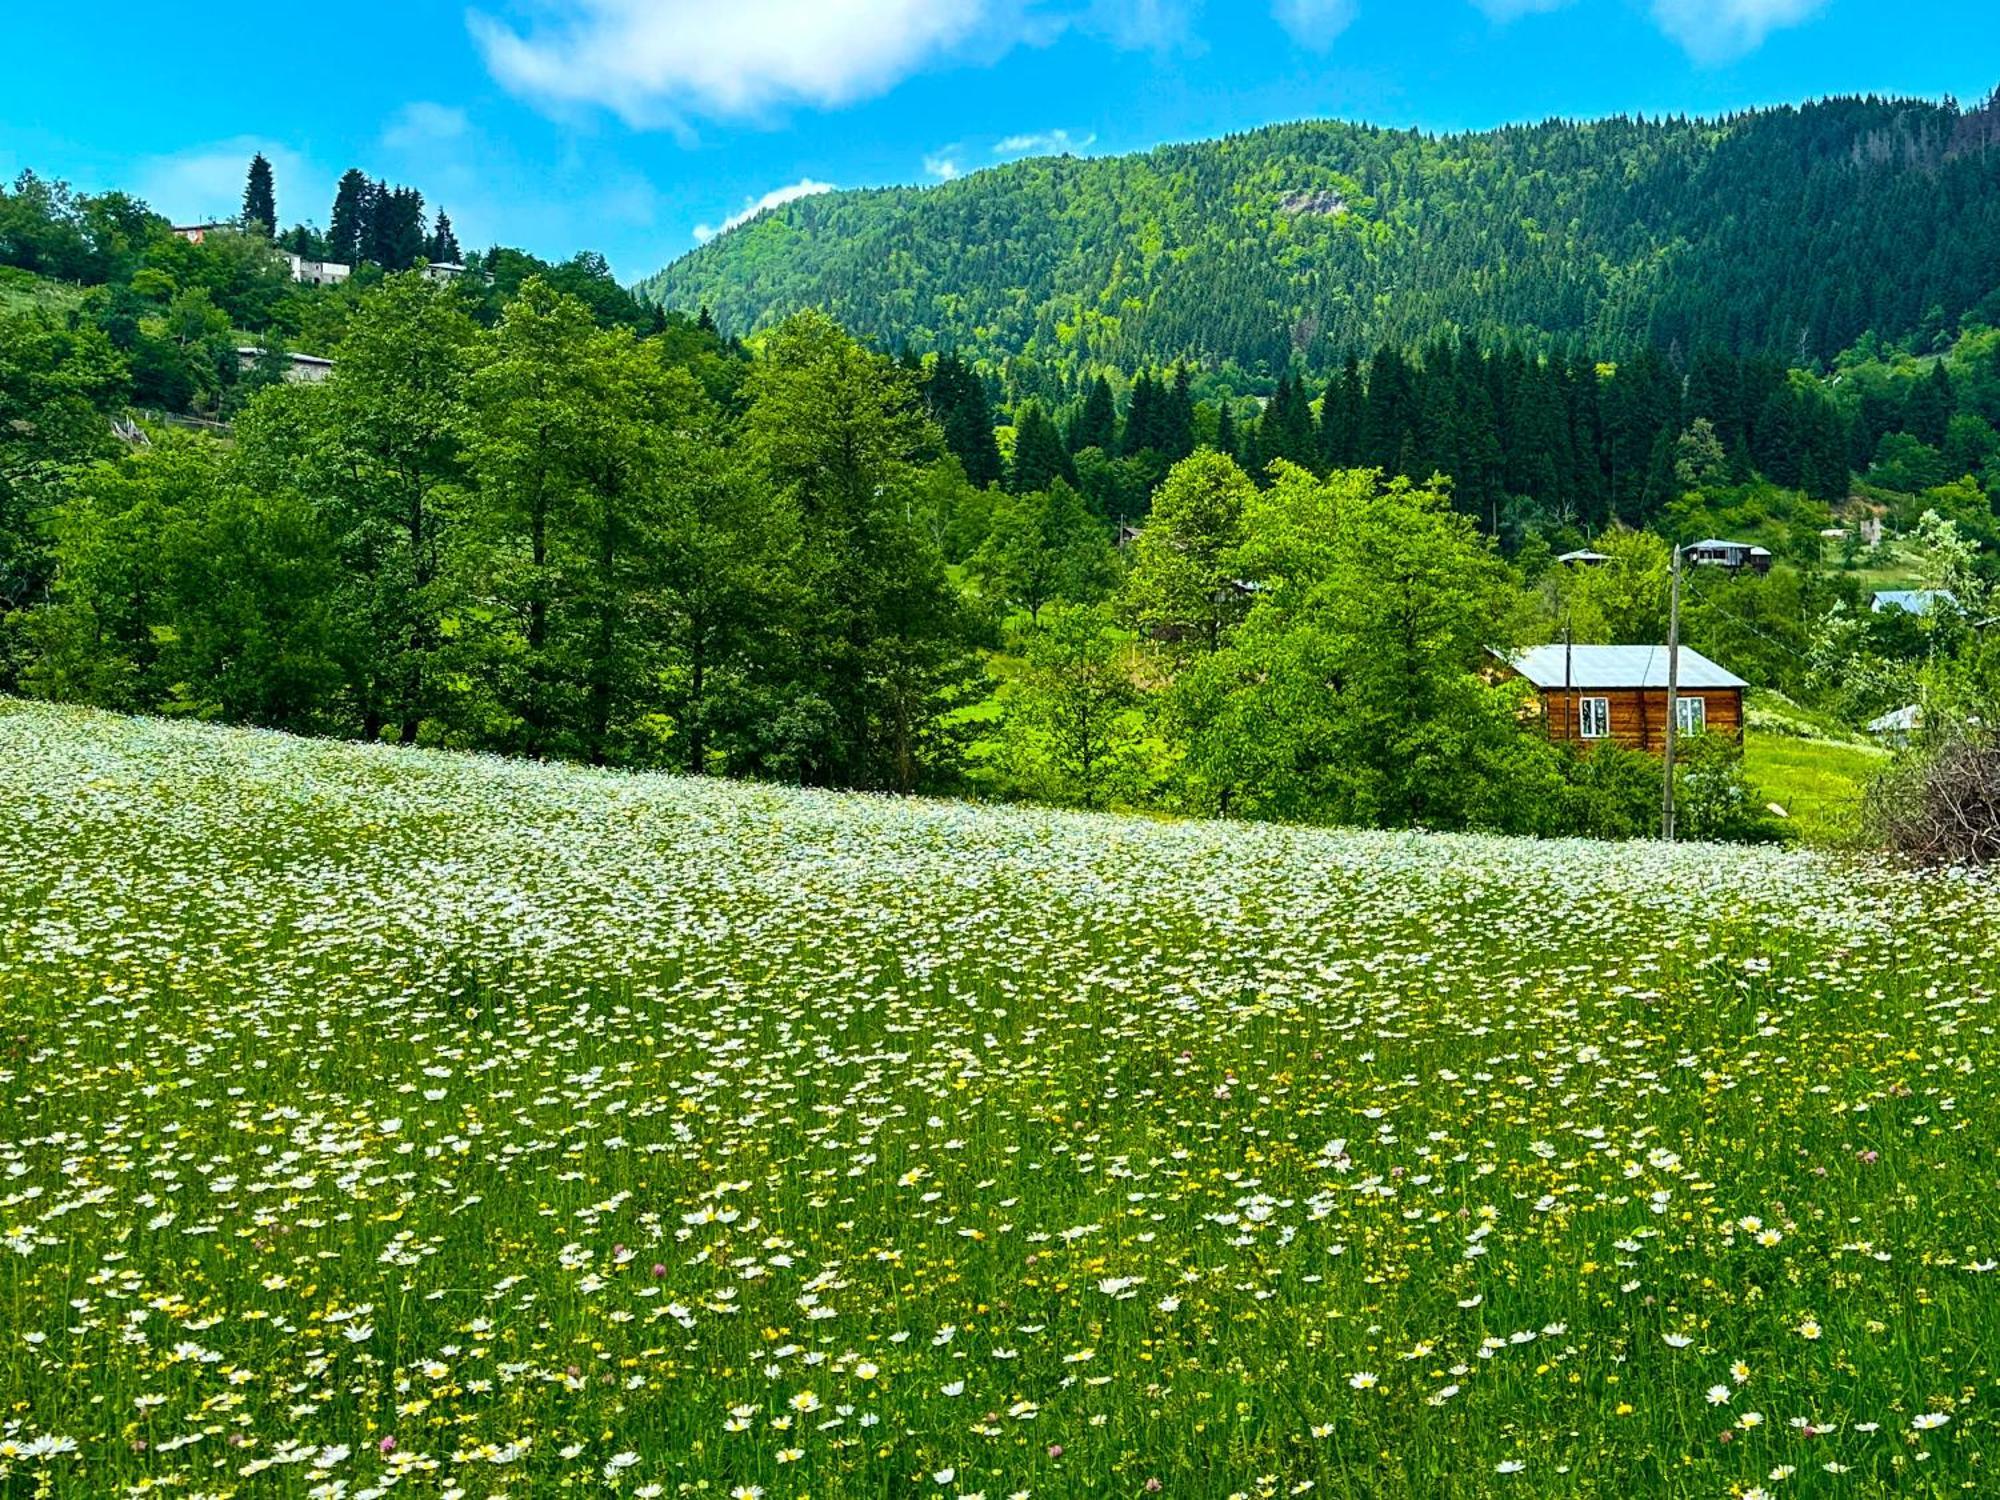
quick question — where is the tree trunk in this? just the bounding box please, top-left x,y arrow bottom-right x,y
526,488 -> 548,757
686,623 -> 707,774
403,478 -> 430,747
587,504 -> 617,768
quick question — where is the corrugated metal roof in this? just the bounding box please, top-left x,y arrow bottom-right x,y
1867,704 -> 1921,733
1498,644 -> 1749,691
1871,589 -> 1957,616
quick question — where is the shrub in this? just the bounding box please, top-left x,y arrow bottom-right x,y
1866,730 -> 2000,864
1674,734 -> 1788,844
1558,741 -> 1663,840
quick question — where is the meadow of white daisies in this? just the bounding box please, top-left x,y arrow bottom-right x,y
1,699 -> 1996,1499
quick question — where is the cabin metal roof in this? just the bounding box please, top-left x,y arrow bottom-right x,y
1871,589 -> 1957,616
235,346 -> 334,367
1498,644 -> 1748,691
1867,704 -> 1921,733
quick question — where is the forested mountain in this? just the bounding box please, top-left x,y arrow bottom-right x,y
640,91 -> 2000,385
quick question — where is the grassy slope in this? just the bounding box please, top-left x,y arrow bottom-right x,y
2,701 -> 1994,1497
1745,729 -> 1887,845
0,266 -> 85,317
1740,689 -> 1890,846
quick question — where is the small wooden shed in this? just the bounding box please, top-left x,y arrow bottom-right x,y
1494,644 -> 1747,753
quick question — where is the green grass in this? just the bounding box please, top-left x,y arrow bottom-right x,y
1,700 -> 1994,1498
1744,726 -> 1889,846
1836,540 -> 1925,596
1744,689 -> 1874,747
0,265 -> 86,318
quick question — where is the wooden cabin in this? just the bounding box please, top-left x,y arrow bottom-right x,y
1685,538 -> 1773,574
1494,645 -> 1747,753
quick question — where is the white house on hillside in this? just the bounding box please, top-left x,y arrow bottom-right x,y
285,253 -> 351,287
235,347 -> 335,384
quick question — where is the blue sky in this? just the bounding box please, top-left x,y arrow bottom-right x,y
4,0 -> 1996,282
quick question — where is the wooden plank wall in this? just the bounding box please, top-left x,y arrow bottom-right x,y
1541,688 -> 1743,753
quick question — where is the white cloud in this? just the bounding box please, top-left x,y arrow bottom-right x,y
469,0 -> 1212,127
1649,0 -> 1828,62
381,102 -> 470,153
471,0 -> 994,126
924,149 -> 965,181
693,178 -> 836,244
134,137 -> 330,229
1271,0 -> 1358,49
1468,0 -> 1573,19
1082,0 -> 1198,49
993,128 -> 1098,158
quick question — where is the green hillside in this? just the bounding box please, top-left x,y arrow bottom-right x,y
640,91 -> 2000,381
0,265 -> 83,317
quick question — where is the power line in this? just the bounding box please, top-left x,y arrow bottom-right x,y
1677,561 -> 1825,669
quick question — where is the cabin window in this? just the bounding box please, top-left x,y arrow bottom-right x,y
1579,697 -> 1610,739
1676,696 -> 1706,735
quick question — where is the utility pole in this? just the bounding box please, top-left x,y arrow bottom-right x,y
1563,611 -> 1574,746
1662,543 -> 1682,842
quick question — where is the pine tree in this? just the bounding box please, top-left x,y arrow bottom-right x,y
1258,374 -> 1317,473
1642,426 -> 1681,521
1123,372 -> 1161,457
1363,346 -> 1413,471
1214,400 -> 1237,462
1516,357 -> 1574,520
1804,394 -> 1851,502
1012,402 -> 1077,493
1237,414 -> 1265,478
367,185 -> 428,272
361,179 -> 387,265
242,154 -> 276,237
1070,375 -> 1117,454
1452,341 -> 1504,529
1560,353 -> 1609,527
1413,347 -> 1460,486
1320,354 -> 1363,469
366,179 -> 395,268
1905,362 -> 1954,447
329,170 -> 369,265
1602,347 -> 1679,525
1683,346 -> 1744,447
1752,384 -> 1805,489
926,354 -> 1004,488
1163,367 -> 1196,460
429,210 -> 462,264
